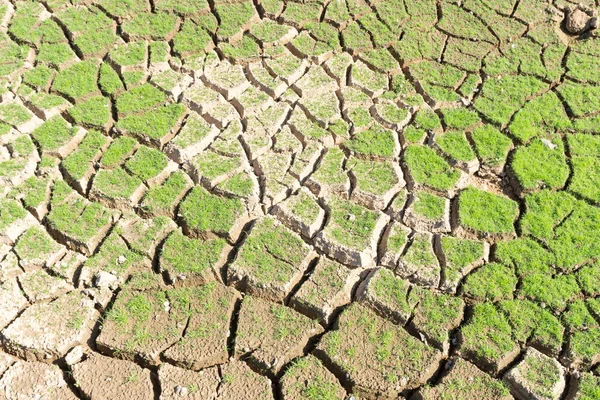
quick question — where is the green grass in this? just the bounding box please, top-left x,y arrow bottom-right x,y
349,158 -> 400,196
124,146 -> 168,182
441,108 -> 480,129
116,83 -> 166,116
519,272 -> 580,312
499,299 -> 563,354
93,168 -> 142,200
519,190 -> 577,241
116,103 -> 185,141
576,262 -> 600,296
121,12 -> 177,40
31,116 -> 78,152
460,302 -> 516,366
23,65 -> 55,89
440,236 -> 484,287
458,187 -> 518,235
233,217 -> 309,284
68,96 -> 111,129
100,136 -> 137,169
61,130 -> 109,181
172,20 -> 212,56
436,131 -> 476,162
325,196 -> 379,250
109,41 -> 147,67
215,1 -> 256,39
51,60 -> 99,100
160,230 -> 226,276
510,136 -> 569,192
412,191 -> 446,219
99,63 -> 124,96
371,268 -> 414,316
471,125 -> 512,167
404,145 -> 461,191
140,171 -> 190,216
179,186 -> 244,237
495,237 -> 555,276
463,263 -> 517,302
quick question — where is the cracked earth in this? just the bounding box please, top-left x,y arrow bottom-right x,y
0,0 -> 599,398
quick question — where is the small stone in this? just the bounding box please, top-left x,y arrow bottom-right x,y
174,385 -> 188,396
117,255 -> 126,264
346,214 -> 356,221
541,138 -> 557,150
94,271 -> 118,288
164,301 -> 171,312
65,346 -> 84,365
565,6 -> 598,34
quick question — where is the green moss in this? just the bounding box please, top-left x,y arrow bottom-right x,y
463,263 -> 516,302
404,145 -> 461,191
519,272 -> 580,312
472,125 -> 512,167
61,130 -> 108,181
412,192 -> 445,219
31,116 -> 78,152
52,60 -> 99,100
179,186 -> 244,237
458,187 -> 518,235
100,136 -> 137,169
436,131 -> 476,162
124,146 -> 168,182
68,96 -> 111,129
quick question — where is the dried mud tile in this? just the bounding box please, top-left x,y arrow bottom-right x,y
413,357 -> 512,400
316,196 -> 388,268
89,167 -> 146,211
13,225 -> 66,270
119,215 -> 177,259
503,347 -> 565,400
228,216 -> 312,302
18,269 -> 73,302
436,236 -> 487,293
402,191 -> 450,233
0,361 -> 77,400
159,229 -> 228,287
408,287 -> 464,353
0,278 -> 27,330
458,302 -> 520,374
315,303 -> 442,397
397,232 -> 440,288
0,197 -> 38,244
280,354 -> 347,399
356,267 -> 416,325
290,257 -> 360,324
158,363 -> 220,400
272,187 -> 325,238
97,287 -> 189,365
2,291 -> 97,361
139,170 -> 193,218
72,352 -> 154,400
164,282 -> 240,370
235,295 -> 323,374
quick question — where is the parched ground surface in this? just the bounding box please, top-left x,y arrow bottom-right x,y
0,0 -> 599,398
